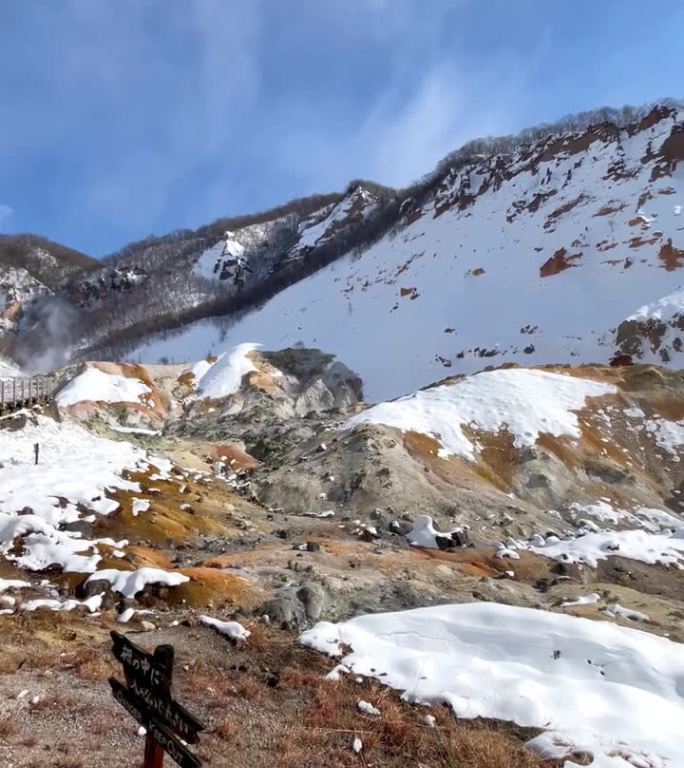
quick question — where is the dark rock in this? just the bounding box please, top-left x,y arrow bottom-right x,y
76,578 -> 116,609
360,528 -> 379,542
435,528 -> 470,550
258,593 -> 307,631
297,582 -> 327,622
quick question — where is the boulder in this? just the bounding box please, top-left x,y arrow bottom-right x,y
258,581 -> 328,630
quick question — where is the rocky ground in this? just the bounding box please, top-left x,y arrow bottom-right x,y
1,347 -> 683,766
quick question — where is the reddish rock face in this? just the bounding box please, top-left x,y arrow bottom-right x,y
610,354 -> 634,367
661,127 -> 684,162
539,248 -> 582,277
659,239 -> 684,271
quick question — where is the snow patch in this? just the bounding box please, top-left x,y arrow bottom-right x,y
405,515 -> 465,549
561,593 -> 601,608
131,498 -> 150,517
57,367 -> 150,407
602,603 -> 650,622
357,700 -> 380,716
528,528 -> 684,567
644,417 -> 684,455
195,343 -> 260,400
199,615 -> 251,641
0,578 -> 30,592
194,232 -> 246,280
301,601 -> 684,768
85,567 -> 189,598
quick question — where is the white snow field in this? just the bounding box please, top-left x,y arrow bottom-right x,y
492,502 -> 684,570
56,366 -> 150,407
301,602 -> 684,768
342,368 -> 616,460
0,413 -> 170,576
129,109 -> 684,402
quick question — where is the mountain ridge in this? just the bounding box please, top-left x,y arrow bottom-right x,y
123,101 -> 684,400
2,99 -> 684,386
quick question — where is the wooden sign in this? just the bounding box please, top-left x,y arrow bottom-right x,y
110,631 -> 205,768
111,630 -> 172,693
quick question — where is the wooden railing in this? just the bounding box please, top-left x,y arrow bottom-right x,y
0,376 -> 57,412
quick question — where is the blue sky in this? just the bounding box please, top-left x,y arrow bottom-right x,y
1,0 -> 683,257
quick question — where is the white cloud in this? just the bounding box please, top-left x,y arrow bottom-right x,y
360,67 -> 495,186
265,52 -> 530,194
0,0 -> 537,248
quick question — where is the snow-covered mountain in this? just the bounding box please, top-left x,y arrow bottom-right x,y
4,102 -> 684,396
121,103 -> 684,401
0,234 -> 96,288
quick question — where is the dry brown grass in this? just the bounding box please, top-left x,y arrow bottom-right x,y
233,676 -> 265,703
434,724 -> 558,767
243,621 -> 269,652
0,652 -> 22,674
72,649 -> 117,682
273,663 -> 553,768
52,755 -> 86,768
212,717 -> 240,742
469,426 -> 517,491
181,657 -> 266,710
18,733 -> 38,748
0,716 -> 18,740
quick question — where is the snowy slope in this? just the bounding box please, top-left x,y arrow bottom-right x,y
129,106 -> 684,401
343,368 -> 616,459
301,601 -> 684,768
293,186 -> 378,253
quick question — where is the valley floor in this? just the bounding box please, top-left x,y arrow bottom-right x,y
1,354 -> 684,767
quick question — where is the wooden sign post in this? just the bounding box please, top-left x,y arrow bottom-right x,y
109,631 -> 205,768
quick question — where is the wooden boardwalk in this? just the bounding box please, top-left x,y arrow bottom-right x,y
0,376 -> 56,413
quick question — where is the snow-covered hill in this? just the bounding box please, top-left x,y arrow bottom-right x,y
124,105 -> 684,401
